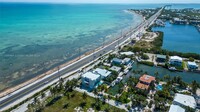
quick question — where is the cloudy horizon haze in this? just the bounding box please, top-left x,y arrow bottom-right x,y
0,0 -> 200,3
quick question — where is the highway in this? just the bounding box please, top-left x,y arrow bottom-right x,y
0,7 -> 163,111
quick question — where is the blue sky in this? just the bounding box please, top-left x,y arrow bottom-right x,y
0,0 -> 200,3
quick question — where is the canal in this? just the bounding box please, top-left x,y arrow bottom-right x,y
132,62 -> 200,83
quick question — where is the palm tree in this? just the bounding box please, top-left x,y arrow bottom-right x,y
154,71 -> 159,79
72,78 -> 78,88
82,92 -> 87,102
107,95 -> 112,108
50,87 -> 56,98
58,82 -> 64,92
176,76 -> 182,84
191,80 -> 198,94
115,95 -> 119,102
34,97 -> 38,105
59,77 -> 64,83
164,74 -> 170,82
41,92 -> 46,99
63,103 -> 69,109
94,89 -> 98,98
65,80 -> 70,92
27,103 -> 34,112
105,107 -> 110,112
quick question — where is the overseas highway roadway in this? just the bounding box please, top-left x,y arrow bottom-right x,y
0,7 -> 163,111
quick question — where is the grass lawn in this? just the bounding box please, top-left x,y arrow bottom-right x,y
42,91 -> 126,112
107,84 -> 121,96
134,41 -> 154,49
182,61 -> 187,70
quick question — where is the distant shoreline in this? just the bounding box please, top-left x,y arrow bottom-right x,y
1,2 -> 200,5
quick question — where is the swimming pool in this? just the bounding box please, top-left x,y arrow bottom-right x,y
95,80 -> 104,88
156,84 -> 163,91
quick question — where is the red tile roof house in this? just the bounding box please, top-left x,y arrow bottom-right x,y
136,74 -> 156,90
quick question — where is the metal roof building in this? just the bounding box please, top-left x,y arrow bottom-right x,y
82,72 -> 100,81
93,68 -> 111,79
173,93 -> 196,109
110,66 -> 121,73
169,104 -> 185,112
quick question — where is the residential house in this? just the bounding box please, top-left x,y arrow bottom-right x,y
110,66 -> 121,73
169,104 -> 185,112
155,19 -> 165,26
123,58 -> 132,65
81,72 -> 101,89
93,68 -> 111,79
111,58 -> 123,65
173,18 -> 187,24
173,93 -> 196,109
156,54 -> 167,63
136,74 -> 155,90
187,61 -> 199,70
169,56 -> 183,66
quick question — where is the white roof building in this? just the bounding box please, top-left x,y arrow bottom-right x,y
123,58 -> 131,62
187,61 -> 199,68
174,17 -> 181,21
120,51 -> 134,56
169,104 -> 185,112
173,93 -> 196,109
110,66 -> 121,73
93,68 -> 111,78
82,72 -> 100,81
169,56 -> 183,66
81,72 -> 101,89
170,56 -> 183,61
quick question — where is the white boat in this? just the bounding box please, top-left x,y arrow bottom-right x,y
169,67 -> 176,71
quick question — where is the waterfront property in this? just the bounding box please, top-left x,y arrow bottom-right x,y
169,56 -> 183,66
123,58 -> 132,65
190,20 -> 200,25
111,58 -> 123,65
110,66 -> 122,73
93,68 -> 111,79
172,93 -> 196,109
81,72 -> 101,89
132,62 -> 200,83
187,61 -> 199,70
173,18 -> 187,24
136,74 -> 155,90
156,54 -> 167,63
155,19 -> 165,26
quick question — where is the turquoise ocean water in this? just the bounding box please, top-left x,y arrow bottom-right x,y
0,3 -> 144,90
0,3 -> 199,90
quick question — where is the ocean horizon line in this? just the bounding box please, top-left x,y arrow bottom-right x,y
0,2 -> 200,5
